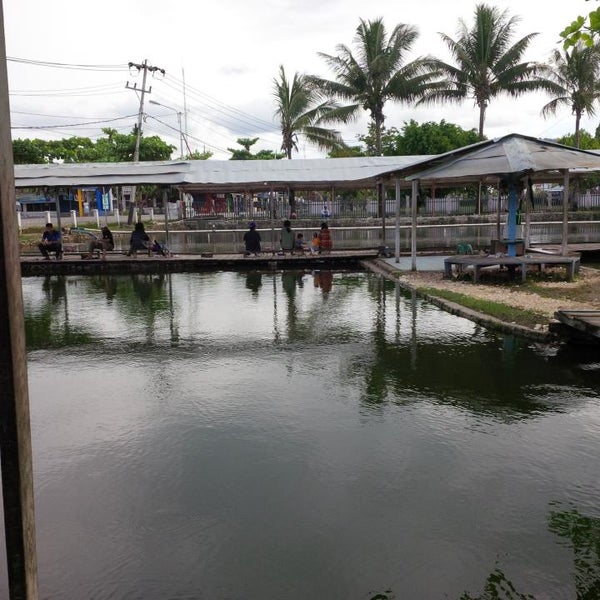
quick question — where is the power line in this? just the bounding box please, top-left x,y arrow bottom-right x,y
9,85 -> 126,98
11,113 -> 138,130
7,56 -> 128,71
145,115 -> 230,155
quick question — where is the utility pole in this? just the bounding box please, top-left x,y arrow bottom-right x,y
182,67 -> 189,151
126,59 -> 165,162
126,60 -> 165,223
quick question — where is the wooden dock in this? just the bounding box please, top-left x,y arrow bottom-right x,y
551,310 -> 600,344
20,249 -> 380,276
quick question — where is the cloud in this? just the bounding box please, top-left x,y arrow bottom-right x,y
3,0 -> 595,159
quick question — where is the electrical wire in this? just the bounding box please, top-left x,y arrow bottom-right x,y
7,56 -> 129,71
12,114 -> 139,130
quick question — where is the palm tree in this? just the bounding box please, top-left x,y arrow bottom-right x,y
307,18 -> 437,156
420,3 -> 562,140
541,43 -> 600,148
272,65 -> 352,159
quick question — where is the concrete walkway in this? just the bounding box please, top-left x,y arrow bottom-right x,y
380,255 -> 448,272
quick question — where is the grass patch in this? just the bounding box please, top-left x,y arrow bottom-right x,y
418,286 -> 548,328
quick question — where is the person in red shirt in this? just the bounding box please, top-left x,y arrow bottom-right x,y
318,222 -> 332,253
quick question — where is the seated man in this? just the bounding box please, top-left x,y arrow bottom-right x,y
38,222 -> 63,260
127,222 -> 151,256
83,226 -> 114,260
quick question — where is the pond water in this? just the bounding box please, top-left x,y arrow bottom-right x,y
10,271 -> 600,599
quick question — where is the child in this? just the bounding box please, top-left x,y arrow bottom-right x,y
310,232 -> 320,254
294,232 -> 306,253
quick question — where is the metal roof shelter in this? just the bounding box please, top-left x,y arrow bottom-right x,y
14,155 -> 435,191
379,133 -> 600,267
13,133 -> 600,268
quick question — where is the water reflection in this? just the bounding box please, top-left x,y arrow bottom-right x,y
244,272 -> 262,296
18,270 -> 600,599
24,276 -> 96,349
22,271 -> 600,419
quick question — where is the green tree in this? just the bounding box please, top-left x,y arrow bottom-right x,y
12,138 -> 51,164
308,17 -> 437,156
541,43 -> 600,148
421,4 -> 561,140
46,136 -> 97,163
556,128 -> 600,149
185,149 -> 213,160
273,65 -> 351,159
13,129 -> 175,164
561,1 -> 600,48
94,127 -> 174,162
227,137 -> 284,160
359,120 -> 480,156
328,145 -> 365,158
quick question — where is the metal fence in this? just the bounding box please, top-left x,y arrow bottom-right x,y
127,220 -> 600,255
183,190 -> 600,221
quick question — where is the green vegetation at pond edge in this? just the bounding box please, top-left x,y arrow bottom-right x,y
418,287 -> 548,329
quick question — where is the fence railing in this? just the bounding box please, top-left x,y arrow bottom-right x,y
184,192 -> 600,221
108,220 -> 599,255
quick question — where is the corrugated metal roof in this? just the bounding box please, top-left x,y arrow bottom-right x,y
14,155 -> 434,190
404,135 -> 600,182
13,134 -> 600,190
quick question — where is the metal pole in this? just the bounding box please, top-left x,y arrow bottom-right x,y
562,170 -> 570,256
163,188 -> 170,249
411,179 -> 418,271
394,178 -> 401,263
177,112 -> 183,159
0,0 -> 39,595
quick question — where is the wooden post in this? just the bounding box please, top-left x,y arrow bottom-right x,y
0,0 -> 39,597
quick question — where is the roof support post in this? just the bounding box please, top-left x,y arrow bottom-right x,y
411,179 -> 418,271
380,182 -> 386,246
163,187 -> 170,249
561,169 -> 570,256
496,178 -> 502,242
506,178 -> 518,257
394,178 -> 401,264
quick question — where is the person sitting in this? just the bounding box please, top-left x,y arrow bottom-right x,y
318,222 -> 332,253
280,219 -> 294,255
243,221 -> 261,256
38,222 -> 63,260
310,232 -> 320,254
127,222 -> 151,256
83,226 -> 114,260
294,232 -> 306,253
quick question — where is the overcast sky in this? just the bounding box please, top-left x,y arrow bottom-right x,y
3,0 -> 595,160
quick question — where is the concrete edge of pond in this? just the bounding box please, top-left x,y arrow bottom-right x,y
364,258 -> 557,344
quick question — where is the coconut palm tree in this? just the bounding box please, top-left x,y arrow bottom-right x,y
307,17 -> 437,156
541,43 -> 600,148
420,3 -> 562,140
273,65 -> 353,159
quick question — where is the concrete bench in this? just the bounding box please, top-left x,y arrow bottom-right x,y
444,255 -> 580,283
